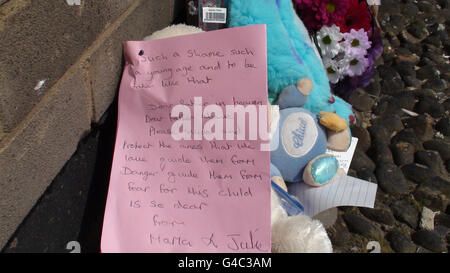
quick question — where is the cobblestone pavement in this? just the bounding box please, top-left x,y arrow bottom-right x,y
327,0 -> 450,253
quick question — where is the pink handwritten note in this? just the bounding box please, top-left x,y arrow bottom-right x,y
100,25 -> 271,253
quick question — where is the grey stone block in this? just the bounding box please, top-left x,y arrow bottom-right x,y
0,67 -> 91,249
0,0 -> 136,132
88,0 -> 175,121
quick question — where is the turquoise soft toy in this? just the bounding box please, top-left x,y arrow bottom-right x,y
270,79 -> 344,186
228,0 -> 355,127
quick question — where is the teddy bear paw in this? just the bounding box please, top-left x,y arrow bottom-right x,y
318,111 -> 348,132
272,176 -> 288,192
303,154 -> 340,187
327,128 -> 351,152
296,78 -> 313,96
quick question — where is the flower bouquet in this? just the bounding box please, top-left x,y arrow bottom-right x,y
294,0 -> 383,98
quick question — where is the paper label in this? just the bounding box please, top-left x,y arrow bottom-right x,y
202,7 -> 227,23
326,137 -> 358,174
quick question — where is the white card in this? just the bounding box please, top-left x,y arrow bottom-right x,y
288,174 -> 378,217
326,137 -> 358,174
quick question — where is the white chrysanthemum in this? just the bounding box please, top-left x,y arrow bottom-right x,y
317,25 -> 344,58
344,54 -> 369,77
323,57 -> 344,84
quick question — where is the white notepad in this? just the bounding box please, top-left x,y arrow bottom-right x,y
288,174 -> 378,217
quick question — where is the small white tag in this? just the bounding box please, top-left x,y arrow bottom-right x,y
66,0 -> 81,6
202,7 -> 227,24
326,137 -> 358,174
366,0 -> 381,5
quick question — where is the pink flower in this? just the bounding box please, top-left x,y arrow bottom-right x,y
294,0 -> 350,31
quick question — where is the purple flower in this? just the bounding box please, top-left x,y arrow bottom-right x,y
342,29 -> 371,57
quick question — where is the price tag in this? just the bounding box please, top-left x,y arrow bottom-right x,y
202,7 -> 227,24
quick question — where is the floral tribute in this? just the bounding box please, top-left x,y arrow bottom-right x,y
294,0 -> 383,98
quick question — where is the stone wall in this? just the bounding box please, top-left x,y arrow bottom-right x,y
0,0 -> 175,249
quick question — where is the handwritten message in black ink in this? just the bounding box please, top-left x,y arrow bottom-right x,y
101,25 -> 270,253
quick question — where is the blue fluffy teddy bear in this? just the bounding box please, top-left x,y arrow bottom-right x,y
270,79 -> 344,186
228,0 -> 355,128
